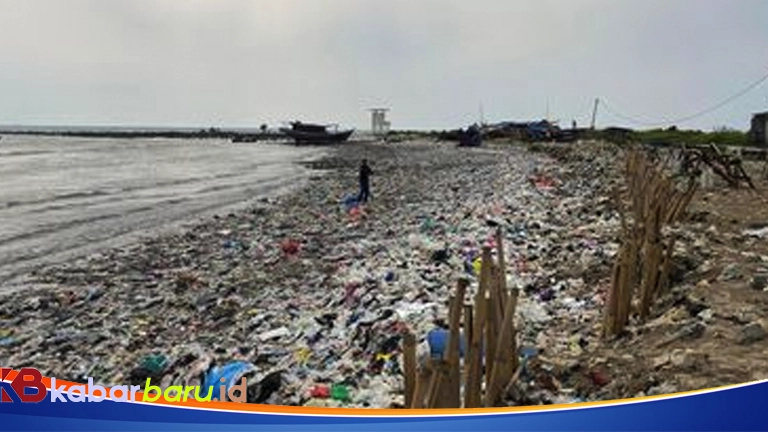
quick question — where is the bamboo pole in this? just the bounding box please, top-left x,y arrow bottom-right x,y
616,236 -> 635,333
464,303 -> 473,356
483,290 -> 497,402
639,188 -> 660,318
445,280 -> 468,408
668,179 -> 697,223
411,360 -> 433,408
480,246 -> 493,293
657,235 -> 676,295
502,364 -> 525,398
403,331 -> 417,409
490,263 -> 504,331
604,253 -> 622,337
425,360 -> 446,408
607,153 -> 636,337
604,183 -> 629,337
480,247 -> 503,332
604,148 -> 698,337
485,287 -> 518,407
464,281 -> 487,408
508,287 -> 519,374
495,228 -> 509,306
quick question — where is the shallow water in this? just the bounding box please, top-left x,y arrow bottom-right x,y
0,135 -> 324,286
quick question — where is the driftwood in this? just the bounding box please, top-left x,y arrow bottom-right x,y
679,144 -> 755,190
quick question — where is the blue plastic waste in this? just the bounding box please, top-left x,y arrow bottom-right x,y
342,195 -> 359,211
463,259 -> 475,275
520,346 -> 538,359
223,240 -> 240,250
202,361 -> 256,400
384,271 -> 395,282
519,346 -> 539,379
427,329 -> 467,359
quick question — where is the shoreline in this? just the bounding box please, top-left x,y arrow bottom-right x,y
3,139 -> 763,408
0,176 -> 318,296
2,139 -> 622,407
0,136 -> 328,291
0,128 -> 285,142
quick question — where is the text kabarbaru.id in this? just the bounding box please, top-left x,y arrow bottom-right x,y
49,377 -> 249,403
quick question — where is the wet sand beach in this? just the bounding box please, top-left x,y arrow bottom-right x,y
0,135 -> 324,289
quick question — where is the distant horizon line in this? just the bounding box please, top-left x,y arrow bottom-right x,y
0,122 -> 750,133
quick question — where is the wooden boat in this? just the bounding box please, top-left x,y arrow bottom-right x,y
280,122 -> 354,145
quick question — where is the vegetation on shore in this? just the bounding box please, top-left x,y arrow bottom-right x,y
386,126 -> 754,148
631,127 -> 750,147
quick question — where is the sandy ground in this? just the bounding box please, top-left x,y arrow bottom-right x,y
1,138 -> 767,408
583,162 -> 768,398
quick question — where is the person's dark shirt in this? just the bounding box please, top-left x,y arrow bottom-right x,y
359,164 -> 372,185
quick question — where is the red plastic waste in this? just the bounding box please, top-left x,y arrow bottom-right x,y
309,384 -> 330,399
280,239 -> 301,256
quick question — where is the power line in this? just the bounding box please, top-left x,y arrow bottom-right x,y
599,67 -> 768,128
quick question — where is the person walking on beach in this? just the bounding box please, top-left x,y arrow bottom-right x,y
358,159 -> 373,204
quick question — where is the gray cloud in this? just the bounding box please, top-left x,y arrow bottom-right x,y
0,0 -> 766,130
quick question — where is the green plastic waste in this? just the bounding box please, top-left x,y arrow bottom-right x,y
331,384 -> 350,402
140,354 -> 169,375
420,218 -> 436,232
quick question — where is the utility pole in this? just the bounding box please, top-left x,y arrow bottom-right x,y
479,102 -> 485,126
590,98 -> 600,130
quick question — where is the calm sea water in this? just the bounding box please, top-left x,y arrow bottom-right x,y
0,135 -> 325,287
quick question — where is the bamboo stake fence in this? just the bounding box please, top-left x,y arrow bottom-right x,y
402,227 -> 520,408
603,149 -> 698,337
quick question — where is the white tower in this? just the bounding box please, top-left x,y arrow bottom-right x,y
369,108 -> 390,136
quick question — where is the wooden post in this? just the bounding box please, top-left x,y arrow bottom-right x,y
465,279 -> 487,408
485,287 -> 518,407
489,264 -> 504,331
604,148 -> 698,337
603,256 -> 621,337
616,238 -> 635,334
484,290 -> 497,401
444,280 -> 468,408
508,287 -> 519,373
479,246 -> 493,295
464,304 -> 474,351
481,247 -> 502,332
425,360 -> 445,408
411,360 -> 433,409
403,331 -> 417,409
658,235 -> 676,295
495,228 -> 509,308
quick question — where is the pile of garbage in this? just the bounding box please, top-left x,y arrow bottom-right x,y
0,141 -> 625,407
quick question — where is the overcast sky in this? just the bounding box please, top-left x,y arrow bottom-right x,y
1,0 -> 767,130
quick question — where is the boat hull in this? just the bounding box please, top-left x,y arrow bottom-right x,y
280,128 -> 354,145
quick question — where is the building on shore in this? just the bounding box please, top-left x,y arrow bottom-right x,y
749,111 -> 768,146
369,108 -> 390,136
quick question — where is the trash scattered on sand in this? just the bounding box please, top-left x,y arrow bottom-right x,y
2,140 -> 763,408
